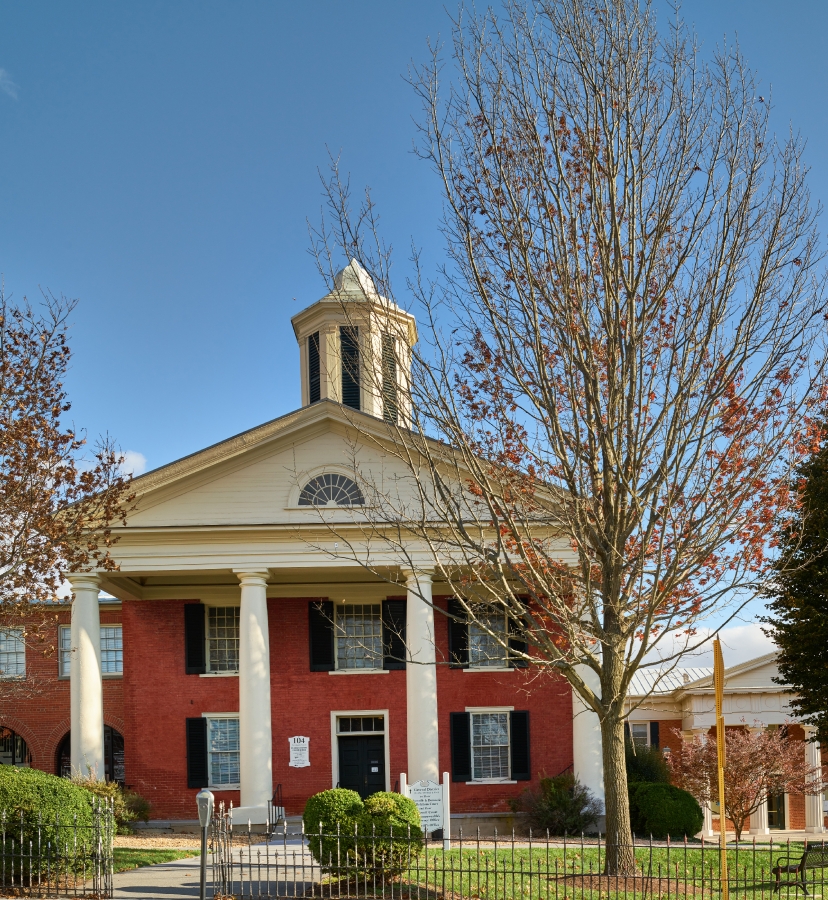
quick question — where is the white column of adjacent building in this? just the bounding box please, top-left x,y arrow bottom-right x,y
405,570 -> 440,784
749,726 -> 770,835
68,573 -> 105,778
804,727 -> 825,833
572,665 -> 605,810
750,796 -> 770,835
236,572 -> 273,821
688,728 -> 716,838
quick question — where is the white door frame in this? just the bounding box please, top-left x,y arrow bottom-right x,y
330,709 -> 391,792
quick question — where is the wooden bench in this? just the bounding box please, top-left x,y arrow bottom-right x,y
773,845 -> 828,895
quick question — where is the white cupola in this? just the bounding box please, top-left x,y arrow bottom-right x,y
290,260 -> 417,427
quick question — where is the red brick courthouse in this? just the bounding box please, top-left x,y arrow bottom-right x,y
0,262 -> 823,834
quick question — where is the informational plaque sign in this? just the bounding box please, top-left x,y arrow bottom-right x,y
289,736 -> 310,768
408,780 -> 443,835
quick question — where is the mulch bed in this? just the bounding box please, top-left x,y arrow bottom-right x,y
551,874 -> 703,894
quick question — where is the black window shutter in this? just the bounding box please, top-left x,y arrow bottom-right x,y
448,598 -> 468,668
186,718 -> 208,789
340,326 -> 361,410
510,711 -> 531,781
450,712 -> 472,782
184,604 -> 206,675
508,614 -> 529,668
381,332 -> 398,424
382,600 -> 406,670
309,601 -> 335,671
649,721 -> 660,749
308,331 -> 321,404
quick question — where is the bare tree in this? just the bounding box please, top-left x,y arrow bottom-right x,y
308,0 -> 828,872
0,290 -> 134,674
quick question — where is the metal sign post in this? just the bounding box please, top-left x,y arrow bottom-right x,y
713,640 -> 728,900
196,789 -> 214,900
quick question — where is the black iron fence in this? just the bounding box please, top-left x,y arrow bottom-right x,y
0,798 -> 114,898
211,807 -> 828,900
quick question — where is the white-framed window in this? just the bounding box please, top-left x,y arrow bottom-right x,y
59,625 -> 72,677
59,625 -> 123,676
629,723 -> 649,748
336,715 -> 385,734
101,626 -> 123,674
335,604 -> 382,670
0,630 -> 25,679
470,710 -> 510,781
206,716 -> 240,788
208,607 -> 240,673
469,612 -> 509,668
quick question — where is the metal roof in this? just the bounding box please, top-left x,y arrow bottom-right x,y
628,666 -> 713,696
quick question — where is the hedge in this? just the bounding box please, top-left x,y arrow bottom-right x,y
629,782 -> 703,839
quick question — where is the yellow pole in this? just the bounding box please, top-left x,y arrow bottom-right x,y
713,639 -> 729,900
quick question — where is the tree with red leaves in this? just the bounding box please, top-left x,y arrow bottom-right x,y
0,291 -> 133,678
310,0 -> 828,873
669,726 -> 825,841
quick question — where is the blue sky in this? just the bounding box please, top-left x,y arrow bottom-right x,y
1,1 -> 825,662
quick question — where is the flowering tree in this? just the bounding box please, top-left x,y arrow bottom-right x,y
0,291 -> 134,670
310,0 -> 828,873
668,726 -> 825,841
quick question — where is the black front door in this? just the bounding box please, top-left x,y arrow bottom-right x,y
338,735 -> 385,799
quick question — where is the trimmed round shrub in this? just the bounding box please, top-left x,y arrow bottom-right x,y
355,792 -> 422,875
303,789 -> 422,877
629,782 -> 703,839
303,788 -> 363,870
0,765 -> 96,874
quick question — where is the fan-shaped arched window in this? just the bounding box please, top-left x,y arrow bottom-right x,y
298,474 -> 364,507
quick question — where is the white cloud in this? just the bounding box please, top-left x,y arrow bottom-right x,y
120,450 -> 147,476
644,622 -> 776,670
0,69 -> 18,100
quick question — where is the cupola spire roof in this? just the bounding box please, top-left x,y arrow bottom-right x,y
290,260 -> 417,425
333,259 -> 376,297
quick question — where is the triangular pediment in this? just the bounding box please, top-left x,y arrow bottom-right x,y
679,652 -> 784,693
123,401 -> 420,529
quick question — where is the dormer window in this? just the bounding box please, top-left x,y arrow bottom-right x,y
298,474 -> 364,507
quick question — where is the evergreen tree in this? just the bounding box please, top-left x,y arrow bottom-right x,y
764,430 -> 828,744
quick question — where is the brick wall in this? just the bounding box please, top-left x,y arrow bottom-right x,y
122,599 -> 241,819
0,605 -> 123,774
123,596 -> 575,820
433,597 -> 574,814
657,720 -> 684,757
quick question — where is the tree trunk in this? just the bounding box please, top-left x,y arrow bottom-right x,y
600,714 -> 636,875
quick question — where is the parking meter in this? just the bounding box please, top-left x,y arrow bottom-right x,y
196,790 -> 214,900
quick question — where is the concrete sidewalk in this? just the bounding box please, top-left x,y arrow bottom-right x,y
113,854 -> 203,898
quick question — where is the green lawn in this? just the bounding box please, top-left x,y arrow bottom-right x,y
384,843 -> 821,899
113,847 -> 200,873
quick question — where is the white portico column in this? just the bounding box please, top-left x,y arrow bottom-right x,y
68,573 -> 104,778
237,572 -> 273,811
405,570 -> 439,783
572,666 -> 605,809
804,728 -> 825,833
